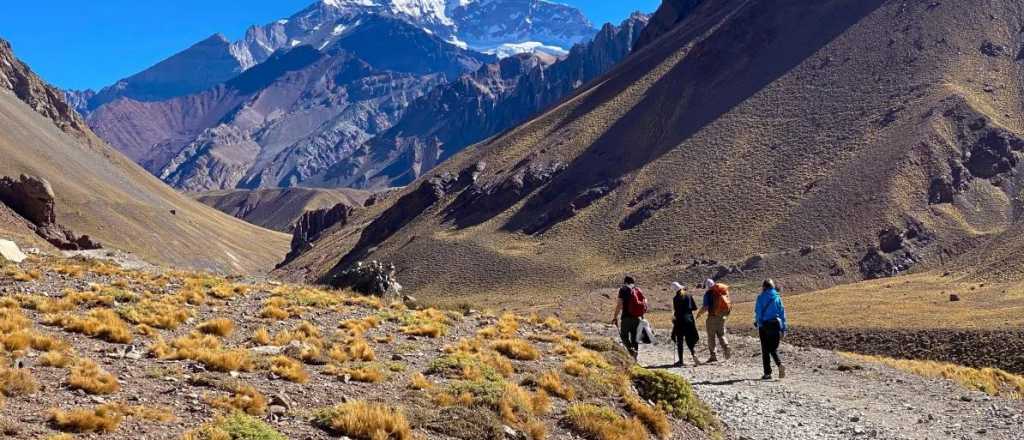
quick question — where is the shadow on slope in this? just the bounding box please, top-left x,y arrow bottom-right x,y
502,0 -> 889,234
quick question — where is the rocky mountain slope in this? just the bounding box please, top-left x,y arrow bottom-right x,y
87,18 -> 491,192
68,0 -> 647,191
276,0 -> 1024,313
0,39 -> 288,273
311,13 -> 651,188
194,187 -> 372,232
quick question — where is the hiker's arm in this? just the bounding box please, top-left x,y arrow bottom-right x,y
611,298 -> 621,327
778,296 -> 788,335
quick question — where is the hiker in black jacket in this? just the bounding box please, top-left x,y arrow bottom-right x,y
670,282 -> 701,367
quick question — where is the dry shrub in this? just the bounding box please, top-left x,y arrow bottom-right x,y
48,405 -> 123,433
525,419 -> 547,440
40,350 -> 74,368
399,308 -> 449,338
1,331 -> 30,352
339,316 -> 382,337
48,403 -> 174,434
497,313 -> 519,336
0,367 -> 39,396
567,328 -> 584,341
325,364 -> 386,383
537,371 -> 575,400
48,308 -> 133,344
314,401 -> 411,440
196,318 -> 235,337
68,359 -> 120,395
843,353 -> 1024,399
161,333 -> 254,372
328,339 -> 376,363
492,339 -> 540,361
259,297 -> 295,320
135,324 -> 159,338
499,383 -> 550,424
270,356 -> 309,384
542,317 -> 563,332
251,327 -> 271,345
565,404 -> 645,440
624,394 -> 671,439
409,372 -> 433,390
208,383 -> 268,416
0,307 -> 30,333
119,298 -> 192,329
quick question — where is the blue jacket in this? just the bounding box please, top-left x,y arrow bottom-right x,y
754,288 -> 787,332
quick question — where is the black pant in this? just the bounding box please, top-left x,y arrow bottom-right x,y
672,317 -> 699,364
758,320 -> 783,375
619,315 -> 640,360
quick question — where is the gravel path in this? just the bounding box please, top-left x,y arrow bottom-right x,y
637,332 -> 1024,440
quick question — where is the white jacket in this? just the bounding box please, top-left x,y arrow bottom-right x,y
635,318 -> 655,344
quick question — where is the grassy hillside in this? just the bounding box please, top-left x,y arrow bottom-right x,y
0,90 -> 289,273
278,0 -> 1024,317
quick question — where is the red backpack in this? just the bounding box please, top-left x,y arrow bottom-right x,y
625,286 -> 649,317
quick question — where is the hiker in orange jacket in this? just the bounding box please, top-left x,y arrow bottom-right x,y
695,278 -> 732,362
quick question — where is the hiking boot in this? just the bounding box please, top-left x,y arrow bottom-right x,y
723,347 -> 732,360
692,354 -> 701,366
705,356 -> 718,363
673,361 -> 685,368
761,373 -> 772,380
778,365 -> 786,379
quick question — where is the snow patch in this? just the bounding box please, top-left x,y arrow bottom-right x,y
483,41 -> 568,59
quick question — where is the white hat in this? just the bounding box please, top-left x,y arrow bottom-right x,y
671,282 -> 684,293
705,279 -> 716,289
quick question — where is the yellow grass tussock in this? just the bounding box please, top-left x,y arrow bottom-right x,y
196,318 -> 235,337
314,401 -> 411,440
270,356 -> 310,384
68,359 -> 120,395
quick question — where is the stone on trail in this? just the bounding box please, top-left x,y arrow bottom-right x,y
0,239 -> 27,263
950,294 -> 961,302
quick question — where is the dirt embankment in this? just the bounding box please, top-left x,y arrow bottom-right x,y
779,327 -> 1024,375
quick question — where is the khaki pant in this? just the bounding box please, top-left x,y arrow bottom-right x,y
706,315 -> 730,357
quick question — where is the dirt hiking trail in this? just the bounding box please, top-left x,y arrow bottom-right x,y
630,329 -> 1024,440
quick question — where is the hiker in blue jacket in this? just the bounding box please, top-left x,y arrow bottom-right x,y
754,279 -> 787,380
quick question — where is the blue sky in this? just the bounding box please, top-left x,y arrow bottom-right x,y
0,0 -> 660,91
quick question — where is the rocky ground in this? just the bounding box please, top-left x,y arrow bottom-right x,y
0,254 -> 713,439
633,330 -> 1024,440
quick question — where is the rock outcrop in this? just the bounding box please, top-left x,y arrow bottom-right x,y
283,203 -> 356,265
0,175 -> 101,250
328,260 -> 402,298
0,39 -> 94,143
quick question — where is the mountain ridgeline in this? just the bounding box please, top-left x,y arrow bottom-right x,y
67,0 -> 649,192
0,39 -> 289,273
275,0 -> 1024,315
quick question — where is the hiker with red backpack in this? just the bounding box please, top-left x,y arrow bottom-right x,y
695,278 -> 732,362
612,275 -> 648,361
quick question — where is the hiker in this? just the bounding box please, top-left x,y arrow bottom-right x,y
695,278 -> 731,362
612,276 -> 648,361
670,282 -> 700,367
755,279 -> 788,379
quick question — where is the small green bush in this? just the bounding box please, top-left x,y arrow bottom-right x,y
630,367 -> 720,433
188,412 -> 286,440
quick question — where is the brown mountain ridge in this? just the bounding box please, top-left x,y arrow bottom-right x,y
0,39 -> 289,273
276,0 -> 1024,316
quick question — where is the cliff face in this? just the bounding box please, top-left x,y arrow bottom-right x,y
0,39 -> 94,143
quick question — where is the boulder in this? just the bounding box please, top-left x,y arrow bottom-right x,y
0,239 -> 27,264
331,260 -> 402,298
950,294 -> 961,302
0,175 -> 101,250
